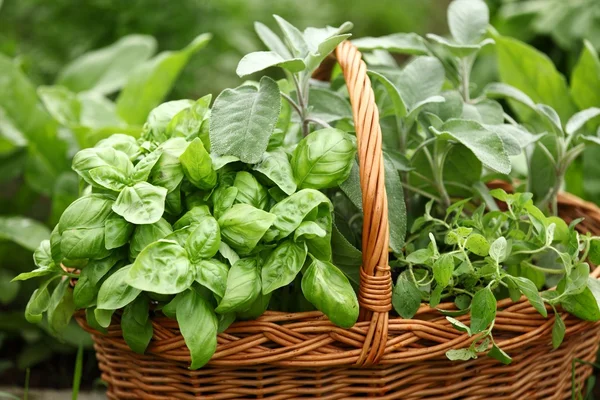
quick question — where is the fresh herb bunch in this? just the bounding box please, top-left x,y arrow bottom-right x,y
16,17 -> 364,369
393,189 -> 600,363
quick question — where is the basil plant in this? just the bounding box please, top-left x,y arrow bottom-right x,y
16,18 -> 364,369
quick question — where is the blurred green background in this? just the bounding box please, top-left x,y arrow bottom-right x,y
1,0 -> 600,392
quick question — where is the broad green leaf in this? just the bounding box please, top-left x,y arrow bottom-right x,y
0,216 -> 50,251
121,296 -> 153,354
237,292 -> 272,320
442,145 -> 482,196
72,147 -> 133,186
308,88 -> 352,123
495,35 -> 576,122
97,265 -> 141,310
266,189 -> 332,241
234,171 -> 268,210
113,182 -> 167,225
116,33 -> 211,124
292,128 -> 356,189
432,119 -> 511,174
129,218 -> 172,259
262,240 -> 307,294
552,313 -> 566,349
301,258 -> 358,328
368,70 -> 408,118
465,234 -> 490,256
237,51 -> 305,77
37,85 -> 80,125
166,94 -> 211,140
303,22 -> 352,71
94,308 -> 115,328
433,253 -> 454,287
88,166 -> 129,191
210,77 -> 280,164
448,0 -> 489,44
488,344 -> 512,365
130,150 -> 162,184
179,138 -> 216,190
254,22 -> 292,59
489,237 -> 507,263
383,154 -> 407,253
176,289 -> 218,369
127,240 -> 193,294
215,257 -> 261,314
25,279 -> 54,323
47,279 -> 75,335
484,82 -> 536,109
273,15 -> 309,57
186,217 -> 220,262
194,259 -> 229,298
149,138 -> 188,193
566,108 -> 600,136
560,284 -> 600,322
470,287 -> 496,333
388,56 -> 445,112
392,274 -> 422,319
571,40 -> 600,110
253,150 -> 297,195
352,33 -> 428,54
426,34 -> 494,58
95,134 -> 140,160
484,124 -> 543,152
57,34 -> 157,94
0,55 -> 69,195
173,206 -> 211,230
218,204 -> 276,255
0,107 -> 27,156
510,276 -> 547,317
142,100 -> 194,143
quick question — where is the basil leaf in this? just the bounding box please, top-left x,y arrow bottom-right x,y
112,182 -> 167,225
88,166 -> 130,191
180,138 -> 216,190
237,292 -> 272,320
130,150 -> 162,183
234,171 -> 268,210
95,134 -> 141,160
129,218 -> 172,260
104,215 -> 134,250
253,150 -> 297,196
301,258 -> 358,328
194,259 -> 229,298
127,240 -> 193,294
262,240 -> 307,294
72,147 -> 133,186
218,204 -> 276,255
47,278 -> 75,335
186,216 -> 220,262
176,289 -> 218,369
291,128 -> 356,190
121,295 -> 153,354
173,206 -> 211,230
210,76 -> 281,164
25,277 -> 56,323
215,257 -> 261,314
571,40 -> 600,110
166,95 -> 211,140
392,274 -> 422,318
470,287 -> 496,334
96,265 -> 141,310
149,138 -> 188,192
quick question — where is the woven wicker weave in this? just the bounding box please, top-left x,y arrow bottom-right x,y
75,41 -> 600,399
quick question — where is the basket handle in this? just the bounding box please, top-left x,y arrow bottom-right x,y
335,41 -> 391,365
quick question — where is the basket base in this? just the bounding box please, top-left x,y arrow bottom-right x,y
88,325 -> 598,400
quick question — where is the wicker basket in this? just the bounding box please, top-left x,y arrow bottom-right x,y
75,41 -> 600,399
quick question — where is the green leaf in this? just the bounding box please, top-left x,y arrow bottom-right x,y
446,316 -> 471,335
273,15 -> 309,57
432,119 -> 511,174
447,0 -> 489,44
218,204 -> 276,255
130,150 -> 162,184
116,33 -> 211,124
186,216 -> 220,262
307,88 -> 352,123
446,348 -> 477,361
383,154 -> 407,253
571,40 -> 600,110
176,289 -> 218,369
368,71 -> 408,118
484,82 -> 536,110
393,56 -> 445,112
406,248 -> 433,264
565,108 -> 600,136
194,259 -> 229,298
489,237 -> 507,263
47,279 -> 75,335
301,258 -> 359,328
236,51 -> 305,77
465,234 -> 490,257
166,95 -> 211,140
37,85 -> 80,125
488,344 -> 512,365
149,138 -> 188,193
589,239 -> 600,265
112,182 -> 167,225
0,216 -> 50,251
292,128 -> 356,189
560,284 -> 600,322
94,308 -> 114,328
72,147 -> 133,186
96,265 -> 141,310
495,35 -> 576,122
262,240 -> 307,294
127,240 -> 193,294
57,34 -> 157,95
234,171 -> 268,210
303,23 -> 352,72
352,33 -> 428,54
104,215 -> 134,250
210,77 -> 281,164
253,150 -> 297,195
129,218 -> 173,259
254,22 -> 292,59
88,166 -> 130,191
392,274 -> 422,319
215,257 -> 261,314
266,189 -> 333,242
25,278 -> 54,323
470,287 -> 496,334
179,138 -> 216,190
433,254 -> 454,287
552,313 -> 566,349
143,100 -> 194,143
121,296 -> 153,354
509,276 -> 547,317
426,34 -> 494,58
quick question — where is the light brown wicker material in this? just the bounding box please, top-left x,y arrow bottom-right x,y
75,41 -> 600,399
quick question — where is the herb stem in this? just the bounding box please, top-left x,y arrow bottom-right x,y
522,261 -> 565,275
401,182 -> 442,203
305,117 -> 332,129
281,92 -> 303,117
